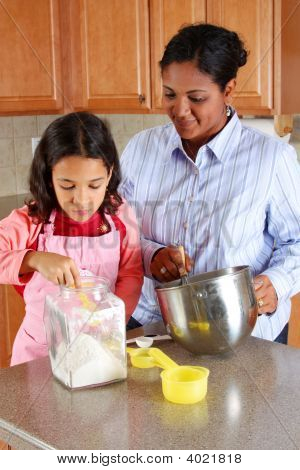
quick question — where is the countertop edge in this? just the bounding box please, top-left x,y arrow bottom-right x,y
0,418 -> 54,450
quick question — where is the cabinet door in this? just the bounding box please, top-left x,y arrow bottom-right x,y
69,0 -> 151,112
150,0 -> 206,110
207,0 -> 273,115
0,285 -> 25,368
288,293 -> 300,348
274,0 -> 300,114
0,0 -> 63,114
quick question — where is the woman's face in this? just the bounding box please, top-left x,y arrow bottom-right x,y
52,156 -> 112,222
162,61 -> 235,145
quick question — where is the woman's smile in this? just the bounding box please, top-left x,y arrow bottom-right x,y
174,118 -> 198,129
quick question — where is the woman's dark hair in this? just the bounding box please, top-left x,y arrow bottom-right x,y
159,23 -> 248,91
27,112 -> 122,223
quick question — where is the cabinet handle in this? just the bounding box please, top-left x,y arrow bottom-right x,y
138,94 -> 146,104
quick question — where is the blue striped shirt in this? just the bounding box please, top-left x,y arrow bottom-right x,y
119,111 -> 300,340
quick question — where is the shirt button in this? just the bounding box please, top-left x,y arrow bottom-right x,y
188,196 -> 194,202
183,222 -> 189,229
194,169 -> 199,175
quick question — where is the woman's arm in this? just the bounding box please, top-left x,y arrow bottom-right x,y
263,144 -> 300,301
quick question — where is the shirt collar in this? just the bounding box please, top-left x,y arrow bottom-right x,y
207,110 -> 242,162
160,123 -> 185,163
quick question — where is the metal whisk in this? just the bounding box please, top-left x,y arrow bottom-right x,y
178,245 -> 188,285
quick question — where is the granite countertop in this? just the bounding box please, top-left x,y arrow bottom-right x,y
0,323 -> 300,450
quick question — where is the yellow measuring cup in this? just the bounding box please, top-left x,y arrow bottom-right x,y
127,347 -> 209,404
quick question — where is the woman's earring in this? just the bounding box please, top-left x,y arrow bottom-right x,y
226,105 -> 231,117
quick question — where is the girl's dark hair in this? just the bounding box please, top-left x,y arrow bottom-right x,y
159,23 -> 248,91
27,112 -> 122,223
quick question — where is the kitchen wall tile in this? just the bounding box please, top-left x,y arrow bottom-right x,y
106,114 -> 142,136
95,114 -> 107,121
106,114 -> 125,135
0,117 -> 13,138
13,116 -> 37,137
115,134 -> 132,156
37,114 -> 61,136
16,165 -> 30,194
0,167 -> 17,196
14,137 -> 33,166
1,113 -> 291,197
122,114 -> 143,135
143,114 -> 170,129
0,139 -> 15,167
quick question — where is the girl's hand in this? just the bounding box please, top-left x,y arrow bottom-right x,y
150,245 -> 193,282
21,251 -> 81,288
253,275 -> 278,314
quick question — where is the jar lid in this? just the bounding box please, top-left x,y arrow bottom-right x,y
60,276 -> 109,295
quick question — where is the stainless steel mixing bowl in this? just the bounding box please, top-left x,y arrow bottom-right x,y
155,266 -> 258,355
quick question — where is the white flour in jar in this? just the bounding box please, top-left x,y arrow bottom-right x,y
51,333 -> 126,388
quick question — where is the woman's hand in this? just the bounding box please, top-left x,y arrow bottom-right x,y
150,245 -> 193,282
21,251 -> 81,288
253,274 -> 278,314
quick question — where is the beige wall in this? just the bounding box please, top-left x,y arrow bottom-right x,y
0,114 -> 169,197
0,114 -> 296,197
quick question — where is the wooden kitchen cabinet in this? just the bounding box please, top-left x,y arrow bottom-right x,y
0,0 -> 299,115
0,285 -> 25,368
206,0 -> 273,115
288,293 -> 300,348
150,0 -> 274,114
150,0 -> 273,114
150,0 -> 206,110
274,0 -> 300,114
0,0 -> 63,115
66,0 -> 151,112
207,0 -> 300,115
150,0 -> 300,115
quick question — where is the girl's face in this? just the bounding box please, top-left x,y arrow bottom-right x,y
162,61 -> 235,145
52,156 -> 112,222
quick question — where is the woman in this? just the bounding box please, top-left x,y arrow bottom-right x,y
119,23 -> 300,342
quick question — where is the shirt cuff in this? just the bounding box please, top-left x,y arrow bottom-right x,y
142,239 -> 166,278
262,266 -> 294,300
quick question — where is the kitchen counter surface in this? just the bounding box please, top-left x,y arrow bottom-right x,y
1,323 -> 300,450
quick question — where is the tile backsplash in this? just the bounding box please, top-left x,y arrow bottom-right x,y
0,114 -> 298,197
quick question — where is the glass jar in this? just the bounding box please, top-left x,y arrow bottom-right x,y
44,276 -> 127,389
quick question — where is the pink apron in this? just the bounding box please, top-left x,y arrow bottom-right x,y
11,210 -> 120,366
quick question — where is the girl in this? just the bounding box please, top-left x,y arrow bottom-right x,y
0,112 -> 143,365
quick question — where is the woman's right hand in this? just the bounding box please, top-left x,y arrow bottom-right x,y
21,251 -> 81,288
150,245 -> 193,282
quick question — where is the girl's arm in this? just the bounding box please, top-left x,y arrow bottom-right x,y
114,201 -> 144,321
0,206 -> 41,285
